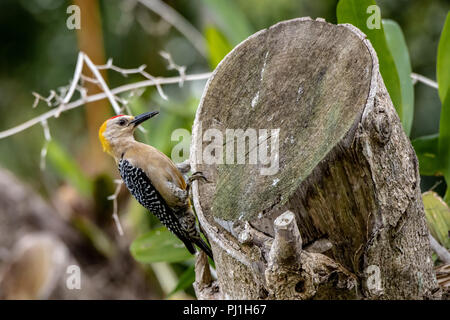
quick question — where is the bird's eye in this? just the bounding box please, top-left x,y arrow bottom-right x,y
118,119 -> 127,126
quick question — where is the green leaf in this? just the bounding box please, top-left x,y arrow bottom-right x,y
72,216 -> 116,258
205,26 -> 233,69
337,0 -> 402,127
437,12 -> 450,104
383,19 -> 414,136
412,134 -> 442,176
167,264 -> 195,298
46,140 -> 93,196
422,191 -> 450,249
436,13 -> 450,204
439,93 -> 450,203
130,227 -> 192,263
200,0 -> 253,45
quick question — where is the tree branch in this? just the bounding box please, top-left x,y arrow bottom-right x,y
137,0 -> 207,58
0,72 -> 211,139
107,179 -> 125,236
430,234 -> 450,264
411,72 -> 438,89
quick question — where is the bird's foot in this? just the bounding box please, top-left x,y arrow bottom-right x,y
188,171 -> 210,184
186,171 -> 210,196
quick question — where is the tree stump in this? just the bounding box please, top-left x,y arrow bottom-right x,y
191,17 -> 440,299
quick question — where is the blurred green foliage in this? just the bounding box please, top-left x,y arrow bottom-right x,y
423,192 -> 450,249
72,215 -> 117,258
0,0 -> 447,193
336,1 -> 450,256
337,0 -> 403,132
130,226 -> 193,263
47,140 -> 93,196
437,13 -> 450,104
437,13 -> 450,202
412,134 -> 441,176
383,19 -> 414,135
205,26 -> 232,69
201,0 -> 254,45
411,12 -> 450,206
167,264 -> 195,298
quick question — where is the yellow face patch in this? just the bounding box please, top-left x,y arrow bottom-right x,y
98,120 -> 111,154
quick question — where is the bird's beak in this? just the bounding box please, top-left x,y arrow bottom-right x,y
130,111 -> 159,127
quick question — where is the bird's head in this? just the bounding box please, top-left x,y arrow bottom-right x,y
98,111 -> 159,155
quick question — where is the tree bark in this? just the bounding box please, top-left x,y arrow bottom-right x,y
190,17 -> 441,300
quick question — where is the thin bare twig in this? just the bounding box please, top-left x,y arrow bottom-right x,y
136,9 -> 171,36
108,179 -> 125,236
96,58 -> 145,76
429,234 -> 450,264
80,73 -> 133,117
429,180 -> 443,192
55,52 -> 85,117
75,85 -> 88,101
2,51 -> 211,237
160,51 -> 186,87
40,120 -> 51,171
0,72 -> 211,139
137,0 -> 207,57
140,70 -> 169,100
80,74 -> 99,85
82,53 -> 122,114
63,52 -> 84,105
411,73 -> 438,89
32,91 -> 56,108
96,58 -> 169,100
6,73 -> 210,138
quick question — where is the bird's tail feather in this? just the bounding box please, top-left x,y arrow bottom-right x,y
181,238 -> 197,255
194,238 -> 214,260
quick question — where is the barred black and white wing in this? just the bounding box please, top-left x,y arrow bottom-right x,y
118,158 -> 212,258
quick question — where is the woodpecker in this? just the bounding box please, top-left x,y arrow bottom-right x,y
98,111 -> 213,259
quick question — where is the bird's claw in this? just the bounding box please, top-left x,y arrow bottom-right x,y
188,171 -> 210,184
186,172 -> 210,197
